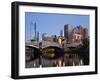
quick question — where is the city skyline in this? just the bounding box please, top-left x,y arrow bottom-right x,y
25,12 -> 89,41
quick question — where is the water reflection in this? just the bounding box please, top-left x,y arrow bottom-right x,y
25,46 -> 88,68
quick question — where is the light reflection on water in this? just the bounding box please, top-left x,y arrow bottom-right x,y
26,53 -> 85,68
25,46 -> 89,68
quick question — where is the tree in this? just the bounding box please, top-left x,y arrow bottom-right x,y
78,38 -> 89,65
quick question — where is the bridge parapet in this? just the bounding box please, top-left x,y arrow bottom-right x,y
26,41 -> 62,49
41,41 -> 62,48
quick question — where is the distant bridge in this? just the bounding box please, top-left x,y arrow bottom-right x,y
25,42 -> 39,49
26,41 -> 82,49
41,41 -> 62,48
25,41 -> 62,49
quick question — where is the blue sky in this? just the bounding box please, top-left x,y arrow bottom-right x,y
25,12 -> 89,41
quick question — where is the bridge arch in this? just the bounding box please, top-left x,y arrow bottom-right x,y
42,46 -> 64,60
25,46 -> 41,62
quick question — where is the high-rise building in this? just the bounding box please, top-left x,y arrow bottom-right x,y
30,22 -> 39,43
60,30 -> 63,37
30,22 -> 37,42
64,24 -> 73,43
42,33 -> 48,41
51,35 -> 57,42
37,31 -> 39,42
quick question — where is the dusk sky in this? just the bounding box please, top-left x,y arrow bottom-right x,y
25,12 -> 89,41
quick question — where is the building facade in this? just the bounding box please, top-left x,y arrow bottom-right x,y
42,33 -> 48,41
72,25 -> 88,44
64,24 -> 73,43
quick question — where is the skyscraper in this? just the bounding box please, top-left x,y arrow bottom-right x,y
64,24 -> 73,43
60,30 -> 63,37
30,22 -> 37,43
37,31 -> 39,42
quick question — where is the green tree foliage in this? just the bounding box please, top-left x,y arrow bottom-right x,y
78,38 -> 89,65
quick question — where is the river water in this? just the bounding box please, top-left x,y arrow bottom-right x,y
25,53 -> 89,68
